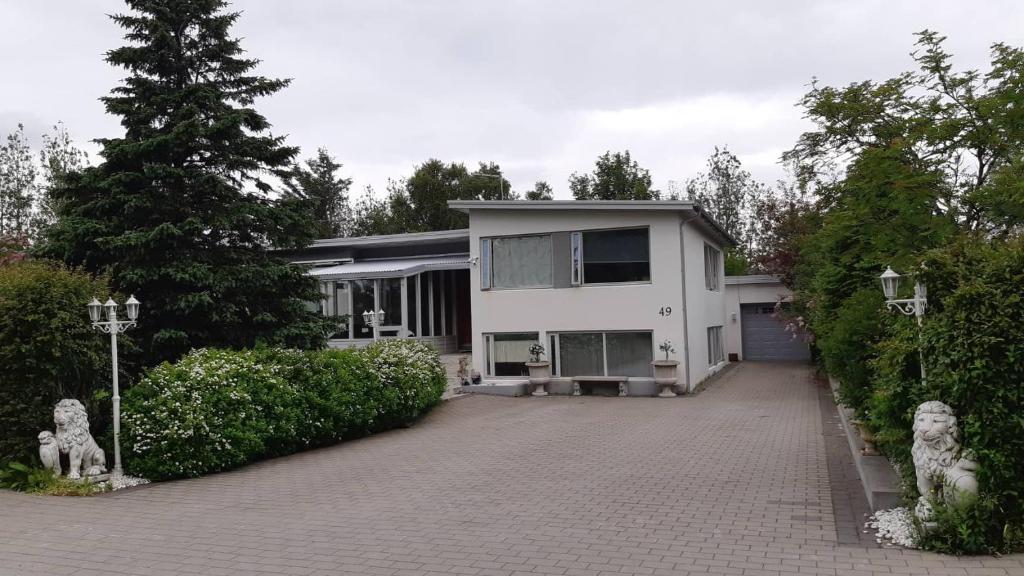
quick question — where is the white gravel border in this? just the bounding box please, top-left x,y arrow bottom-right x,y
865,507 -> 918,548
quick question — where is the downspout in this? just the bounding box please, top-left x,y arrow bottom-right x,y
679,210 -> 700,392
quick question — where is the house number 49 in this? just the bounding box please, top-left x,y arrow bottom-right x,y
658,306 -> 672,316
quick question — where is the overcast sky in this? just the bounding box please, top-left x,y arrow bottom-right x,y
3,1 -> 1023,199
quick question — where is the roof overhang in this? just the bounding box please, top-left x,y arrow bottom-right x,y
447,200 -> 737,248
310,229 -> 469,249
307,255 -> 470,281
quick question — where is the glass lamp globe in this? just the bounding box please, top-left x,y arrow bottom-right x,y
880,267 -> 900,301
125,295 -> 140,321
87,298 -> 102,323
104,298 -> 118,321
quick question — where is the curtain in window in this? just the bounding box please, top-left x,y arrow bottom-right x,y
491,235 -> 552,288
582,228 -> 650,284
491,333 -> 537,377
606,332 -> 653,377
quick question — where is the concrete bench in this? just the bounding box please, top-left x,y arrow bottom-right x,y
571,376 -> 628,397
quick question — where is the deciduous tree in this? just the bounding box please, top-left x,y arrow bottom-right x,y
569,151 -> 659,200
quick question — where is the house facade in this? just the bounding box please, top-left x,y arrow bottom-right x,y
451,200 -> 734,393
281,200 -> 737,394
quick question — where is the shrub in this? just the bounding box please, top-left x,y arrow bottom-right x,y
122,340 -> 446,480
870,236 -> 1024,553
0,260 -> 122,463
816,288 -> 885,416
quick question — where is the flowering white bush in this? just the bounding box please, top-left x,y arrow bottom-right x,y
122,341 -> 446,480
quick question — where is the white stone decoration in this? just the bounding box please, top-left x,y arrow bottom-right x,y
911,400 -> 978,521
39,399 -> 107,480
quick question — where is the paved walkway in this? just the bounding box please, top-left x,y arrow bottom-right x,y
1,363 -> 1022,576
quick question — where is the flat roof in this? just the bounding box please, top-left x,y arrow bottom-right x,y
724,274 -> 784,285
447,200 -> 736,247
311,228 -> 469,248
307,255 -> 470,280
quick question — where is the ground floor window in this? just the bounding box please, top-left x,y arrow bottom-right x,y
550,331 -> 653,377
484,332 -> 539,376
707,325 -> 724,365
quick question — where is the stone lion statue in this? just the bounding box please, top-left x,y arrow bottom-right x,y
911,400 -> 978,520
39,399 -> 106,480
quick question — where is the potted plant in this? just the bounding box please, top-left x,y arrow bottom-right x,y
526,343 -> 550,396
651,339 -> 679,397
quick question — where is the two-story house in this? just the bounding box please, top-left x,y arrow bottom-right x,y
281,200 -> 736,394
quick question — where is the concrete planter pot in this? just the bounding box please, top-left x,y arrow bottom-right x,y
651,360 -> 679,397
526,361 -> 551,396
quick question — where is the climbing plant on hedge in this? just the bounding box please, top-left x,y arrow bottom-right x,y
121,340 -> 447,480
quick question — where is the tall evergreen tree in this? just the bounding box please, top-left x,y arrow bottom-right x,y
38,0 -> 330,366
287,147 -> 353,238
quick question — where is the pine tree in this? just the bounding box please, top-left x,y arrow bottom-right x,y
38,0 -> 330,366
287,147 -> 353,238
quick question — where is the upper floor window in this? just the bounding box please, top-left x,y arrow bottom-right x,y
704,243 -> 721,291
481,234 -> 552,289
572,227 -> 651,285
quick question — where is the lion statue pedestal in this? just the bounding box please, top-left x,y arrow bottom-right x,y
38,399 -> 108,482
911,401 -> 978,524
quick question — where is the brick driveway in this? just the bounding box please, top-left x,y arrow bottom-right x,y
2,362 -> 1022,576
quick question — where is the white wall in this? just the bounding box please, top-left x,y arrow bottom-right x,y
680,221 -> 727,387
724,280 -> 794,360
468,210 -> 688,385
466,208 -> 730,392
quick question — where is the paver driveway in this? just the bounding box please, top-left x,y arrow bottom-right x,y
2,362 -> 1022,576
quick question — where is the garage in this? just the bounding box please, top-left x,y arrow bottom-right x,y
740,303 -> 811,362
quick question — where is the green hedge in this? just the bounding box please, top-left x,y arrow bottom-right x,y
0,261 -> 119,463
121,340 -> 447,480
868,237 -> 1024,553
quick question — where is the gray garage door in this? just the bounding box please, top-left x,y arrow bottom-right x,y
741,303 -> 811,362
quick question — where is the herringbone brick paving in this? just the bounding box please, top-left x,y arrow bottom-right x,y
1,362 -> 1021,575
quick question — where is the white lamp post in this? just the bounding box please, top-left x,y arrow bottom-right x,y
88,295 -> 140,479
361,309 -> 386,340
880,266 -> 928,382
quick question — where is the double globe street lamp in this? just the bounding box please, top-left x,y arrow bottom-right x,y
87,295 -> 140,479
361,309 -> 385,340
880,266 -> 928,383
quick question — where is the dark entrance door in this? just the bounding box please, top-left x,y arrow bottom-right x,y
455,269 -> 472,350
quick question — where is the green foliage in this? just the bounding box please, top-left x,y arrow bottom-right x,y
35,0 -> 330,366
723,250 -> 749,276
867,237 -> 1024,553
351,160 -> 513,236
0,462 -> 49,492
915,496 -> 1003,555
286,147 -> 353,239
525,181 -> 554,201
569,150 -> 659,200
0,124 -> 37,237
686,146 -> 769,249
816,289 -> 885,416
121,340 -> 447,480
0,260 -> 120,463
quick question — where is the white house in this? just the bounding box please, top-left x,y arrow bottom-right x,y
449,200 -> 733,394
282,200 -> 805,396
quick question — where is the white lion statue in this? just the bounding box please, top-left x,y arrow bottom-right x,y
911,400 -> 978,520
39,399 -> 106,480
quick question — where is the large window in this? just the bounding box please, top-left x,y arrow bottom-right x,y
552,331 -> 652,377
707,326 -> 724,365
482,235 -> 553,289
484,332 -> 539,376
704,244 -> 721,291
573,228 -> 650,285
